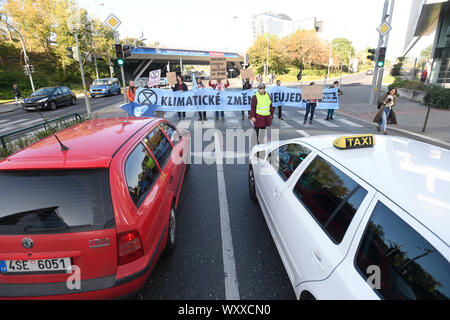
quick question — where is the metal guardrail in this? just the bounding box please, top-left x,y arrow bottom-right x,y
0,113 -> 83,151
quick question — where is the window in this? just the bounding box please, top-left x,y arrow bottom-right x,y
125,143 -> 160,206
144,128 -> 172,168
268,143 -> 311,181
0,169 -> 114,235
54,87 -> 63,96
293,156 -> 368,243
356,201 -> 450,300
160,122 -> 180,146
61,87 -> 69,94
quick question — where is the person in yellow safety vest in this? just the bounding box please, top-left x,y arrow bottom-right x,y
250,82 -> 274,144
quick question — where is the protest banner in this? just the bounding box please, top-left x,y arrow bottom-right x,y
302,85 -> 323,100
210,57 -> 227,80
240,67 -> 254,80
148,69 -> 161,87
167,72 -> 177,85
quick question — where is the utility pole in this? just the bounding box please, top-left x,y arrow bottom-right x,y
369,0 -> 389,105
114,31 -> 128,104
75,33 -> 92,116
375,0 -> 395,104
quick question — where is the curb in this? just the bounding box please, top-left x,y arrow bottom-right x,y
336,109 -> 450,149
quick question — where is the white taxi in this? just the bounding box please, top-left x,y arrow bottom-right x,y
248,134 -> 450,300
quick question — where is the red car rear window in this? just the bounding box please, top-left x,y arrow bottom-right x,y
0,169 -> 114,235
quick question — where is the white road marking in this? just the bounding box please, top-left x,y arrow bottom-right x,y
279,120 -> 292,129
335,118 -> 364,128
4,119 -> 29,126
297,130 -> 311,137
176,120 -> 191,129
226,118 -> 242,129
0,126 -> 15,134
215,132 -> 240,300
314,118 -> 340,127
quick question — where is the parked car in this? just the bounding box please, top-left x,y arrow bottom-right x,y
89,78 -> 121,98
366,69 -> 373,75
22,86 -> 76,111
0,117 -> 191,299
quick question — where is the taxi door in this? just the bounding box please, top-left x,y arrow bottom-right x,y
273,152 -> 375,286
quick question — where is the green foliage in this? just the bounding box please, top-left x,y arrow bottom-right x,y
332,37 -> 355,65
424,86 -> 450,110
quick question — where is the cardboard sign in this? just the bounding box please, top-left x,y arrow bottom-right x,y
148,69 -> 161,87
210,57 -> 227,80
167,72 -> 177,85
302,85 -> 323,100
241,67 -> 254,80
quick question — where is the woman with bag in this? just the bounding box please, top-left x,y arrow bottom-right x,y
373,88 -> 398,135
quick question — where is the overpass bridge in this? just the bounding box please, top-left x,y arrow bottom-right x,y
123,46 -> 245,83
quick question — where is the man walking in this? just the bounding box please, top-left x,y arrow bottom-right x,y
12,84 -> 22,105
126,80 -> 137,103
325,81 -> 342,120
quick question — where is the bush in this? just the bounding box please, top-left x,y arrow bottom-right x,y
424,86 -> 450,110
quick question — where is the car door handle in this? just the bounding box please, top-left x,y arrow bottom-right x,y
170,176 -> 174,184
312,250 -> 325,270
274,189 -> 279,198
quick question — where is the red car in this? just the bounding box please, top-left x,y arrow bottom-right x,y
0,117 -> 190,299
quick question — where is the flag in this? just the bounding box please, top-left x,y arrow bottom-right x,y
121,102 -> 159,117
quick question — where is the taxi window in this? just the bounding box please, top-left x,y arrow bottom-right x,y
144,128 -> 173,169
293,156 -> 368,243
268,143 -> 311,181
160,122 -> 180,146
125,143 -> 160,207
355,201 -> 450,300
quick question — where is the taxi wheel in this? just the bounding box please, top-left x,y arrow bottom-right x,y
50,101 -> 57,110
249,165 -> 257,202
163,205 -> 177,256
71,97 -> 76,105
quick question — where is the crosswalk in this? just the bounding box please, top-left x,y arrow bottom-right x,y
0,109 -> 368,136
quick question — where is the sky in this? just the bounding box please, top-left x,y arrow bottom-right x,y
77,0 -> 435,60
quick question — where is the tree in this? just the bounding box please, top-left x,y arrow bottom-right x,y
332,37 -> 355,68
284,30 -> 329,69
247,34 -> 289,75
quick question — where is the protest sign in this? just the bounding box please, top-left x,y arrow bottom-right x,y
148,69 -> 161,87
167,72 -> 177,85
210,57 -> 227,80
302,85 -> 323,100
240,67 -> 254,80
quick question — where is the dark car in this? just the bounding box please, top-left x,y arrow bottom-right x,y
22,86 -> 76,111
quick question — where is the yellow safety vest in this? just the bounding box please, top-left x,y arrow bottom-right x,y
256,92 -> 271,116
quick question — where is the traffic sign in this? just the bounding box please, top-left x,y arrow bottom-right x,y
377,21 -> 391,37
104,13 -> 121,31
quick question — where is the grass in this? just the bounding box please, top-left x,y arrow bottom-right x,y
382,74 -> 396,85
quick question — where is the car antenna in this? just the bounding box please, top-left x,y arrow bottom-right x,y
38,111 -> 69,151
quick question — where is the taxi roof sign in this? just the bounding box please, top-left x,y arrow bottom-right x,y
333,135 -> 375,150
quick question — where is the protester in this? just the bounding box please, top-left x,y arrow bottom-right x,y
172,76 -> 188,120
374,87 -> 397,135
196,78 -> 207,121
241,78 -> 252,120
275,80 -> 284,120
126,80 -> 137,102
209,78 -> 229,120
325,81 -> 343,120
303,82 -> 317,125
12,84 -> 21,105
250,82 -> 274,144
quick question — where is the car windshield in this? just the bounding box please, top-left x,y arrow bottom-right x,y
31,88 -> 54,96
0,169 -> 114,235
93,79 -> 109,85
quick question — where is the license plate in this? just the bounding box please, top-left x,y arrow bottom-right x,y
0,258 -> 72,274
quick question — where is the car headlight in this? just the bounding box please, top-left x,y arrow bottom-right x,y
37,98 -> 48,103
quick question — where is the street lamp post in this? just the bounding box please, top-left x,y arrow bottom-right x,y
2,17 -> 35,92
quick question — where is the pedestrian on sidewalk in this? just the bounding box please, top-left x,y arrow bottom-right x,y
275,80 -> 284,120
242,78 -> 252,120
250,82 -> 274,144
172,76 -> 188,120
12,84 -> 22,105
420,69 -> 428,83
209,78 -> 229,120
373,88 -> 397,135
126,80 -> 137,102
325,81 -> 343,120
196,77 -> 207,121
303,82 -> 317,125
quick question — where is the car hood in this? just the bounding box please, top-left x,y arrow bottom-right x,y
23,95 -> 49,102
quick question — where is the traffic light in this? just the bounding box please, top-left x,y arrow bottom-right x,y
367,48 -> 376,61
115,44 -> 125,66
377,47 -> 386,67
67,46 -> 74,59
22,65 -> 30,76
29,65 -> 34,73
123,45 -> 131,58
66,47 -> 79,61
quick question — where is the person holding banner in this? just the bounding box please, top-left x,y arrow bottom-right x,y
250,83 -> 274,144
195,78 -> 207,121
325,81 -> 342,120
275,80 -> 284,120
303,82 -> 318,125
126,80 -> 137,102
241,78 -> 252,120
209,79 -> 229,120
172,76 -> 188,120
